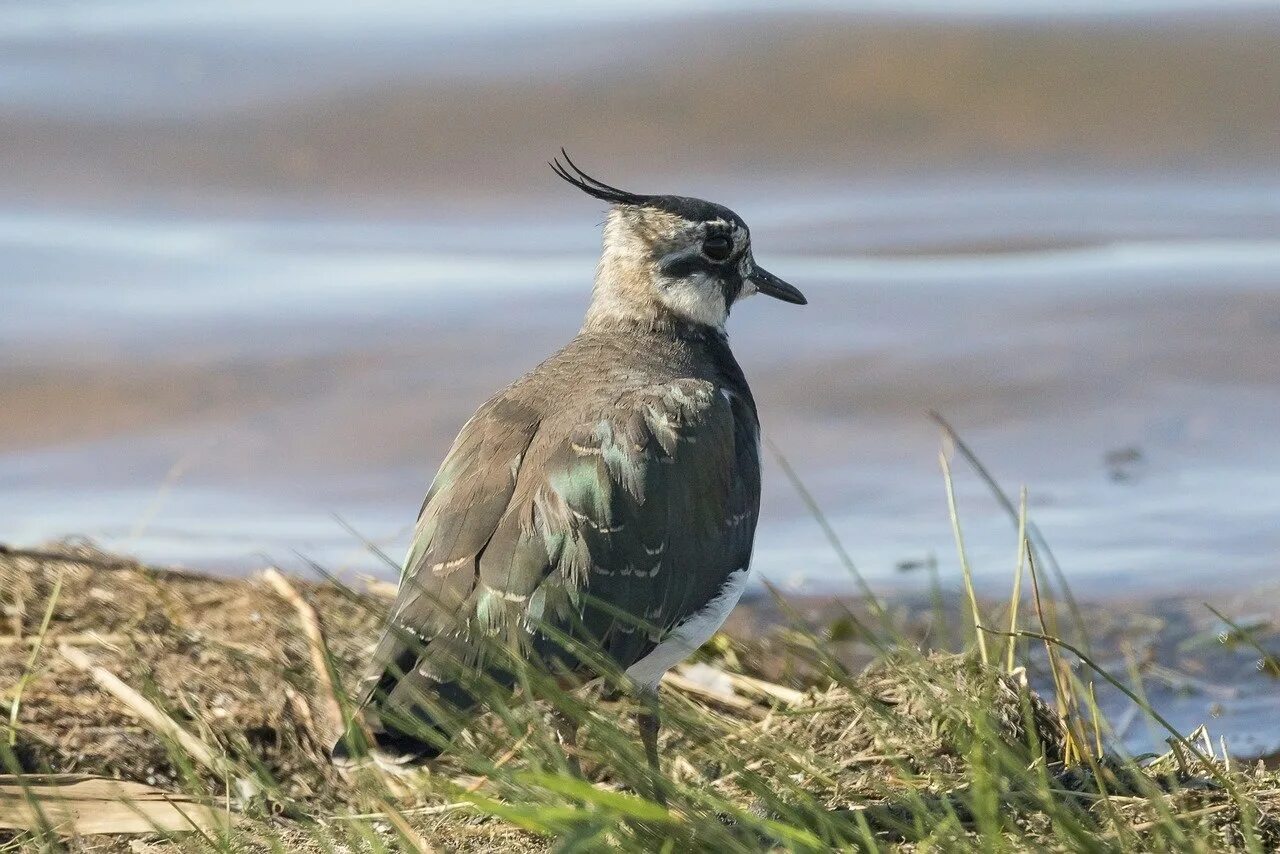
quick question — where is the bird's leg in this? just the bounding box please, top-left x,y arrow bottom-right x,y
636,688 -> 666,805
551,709 -> 583,778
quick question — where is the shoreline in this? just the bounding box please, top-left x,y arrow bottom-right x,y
6,538 -> 1278,762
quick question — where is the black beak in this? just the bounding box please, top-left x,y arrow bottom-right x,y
750,265 -> 806,305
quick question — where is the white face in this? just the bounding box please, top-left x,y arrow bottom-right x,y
589,208 -> 759,330
650,217 -> 754,329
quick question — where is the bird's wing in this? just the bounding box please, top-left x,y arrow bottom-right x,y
353,392 -> 541,707
474,377 -> 761,674
359,378 -> 760,729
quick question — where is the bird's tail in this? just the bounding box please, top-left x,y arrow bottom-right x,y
329,651 -> 494,772
329,718 -> 444,772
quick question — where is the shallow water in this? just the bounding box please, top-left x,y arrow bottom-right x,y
6,181 -> 1280,598
4,5 -> 1279,600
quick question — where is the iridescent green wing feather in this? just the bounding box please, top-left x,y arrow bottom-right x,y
475,378 -> 760,672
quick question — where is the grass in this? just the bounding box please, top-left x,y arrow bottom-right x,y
2,452 -> 1279,852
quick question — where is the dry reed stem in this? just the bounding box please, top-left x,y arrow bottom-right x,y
661,671 -> 765,719
0,632 -> 128,648
1128,802 -> 1236,833
0,775 -> 232,835
1006,488 -> 1028,672
939,449 -> 988,666
723,671 -> 806,706
1088,681 -> 1104,759
1024,549 -> 1084,765
373,798 -> 440,853
261,567 -> 344,742
57,644 -> 232,779
363,577 -> 399,598
334,802 -> 473,821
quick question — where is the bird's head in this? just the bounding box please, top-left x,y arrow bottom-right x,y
552,152 -> 806,333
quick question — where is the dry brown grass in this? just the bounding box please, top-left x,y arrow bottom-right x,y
2,542 -> 1279,852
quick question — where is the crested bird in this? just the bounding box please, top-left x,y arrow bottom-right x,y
331,153 -> 806,789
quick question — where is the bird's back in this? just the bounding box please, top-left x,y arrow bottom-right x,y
335,325 -> 762,765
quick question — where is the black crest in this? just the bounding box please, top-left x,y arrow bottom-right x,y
550,149 -> 746,230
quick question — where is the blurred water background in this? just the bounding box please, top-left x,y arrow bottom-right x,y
3,1 -> 1279,597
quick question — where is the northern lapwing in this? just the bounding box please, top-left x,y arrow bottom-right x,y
332,153 -> 806,786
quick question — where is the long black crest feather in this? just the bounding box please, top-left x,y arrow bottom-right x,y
550,148 -> 747,229
550,148 -> 653,207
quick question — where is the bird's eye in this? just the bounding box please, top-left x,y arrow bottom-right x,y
702,234 -> 733,262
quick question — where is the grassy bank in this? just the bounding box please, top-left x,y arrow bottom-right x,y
1,539 -> 1278,852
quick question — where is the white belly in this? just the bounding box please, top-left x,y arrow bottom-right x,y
624,566 -> 750,690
